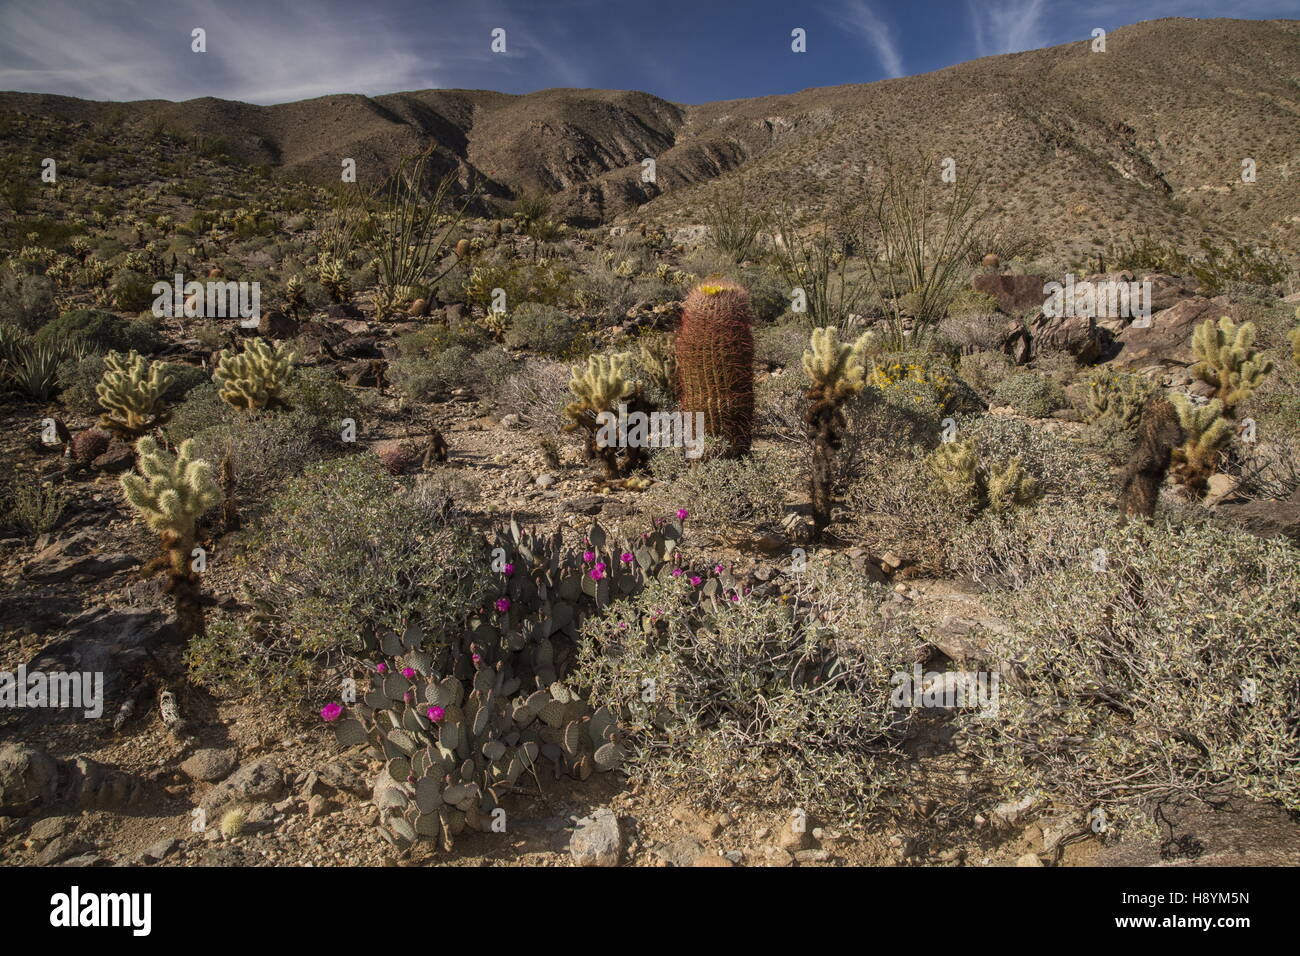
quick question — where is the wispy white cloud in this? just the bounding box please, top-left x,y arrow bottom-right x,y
0,0 -> 439,104
966,0 -> 1049,57
830,0 -> 905,79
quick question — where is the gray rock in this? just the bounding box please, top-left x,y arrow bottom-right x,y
28,815 -> 72,843
569,807 -> 621,867
37,835 -> 89,866
180,748 -> 238,783
21,532 -> 139,583
200,758 -> 284,813
0,743 -> 60,816
141,837 -> 178,862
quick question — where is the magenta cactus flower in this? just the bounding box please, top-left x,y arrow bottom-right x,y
401,667 -> 415,679
583,551 -> 595,562
671,568 -> 683,577
690,575 -> 702,587
495,597 -> 511,613
320,702 -> 343,722
589,565 -> 605,581
676,508 -> 689,520
714,564 -> 725,574
376,662 -> 387,674
427,705 -> 445,722
502,563 -> 514,575
620,552 -> 633,563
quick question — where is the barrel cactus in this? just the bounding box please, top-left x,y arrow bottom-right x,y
676,278 -> 754,457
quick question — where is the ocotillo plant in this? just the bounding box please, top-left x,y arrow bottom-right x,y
213,337 -> 296,410
676,278 -> 754,457
96,349 -> 174,438
1190,315 -> 1272,415
802,326 -> 873,535
121,437 -> 222,639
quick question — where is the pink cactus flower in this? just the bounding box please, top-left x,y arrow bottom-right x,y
496,597 -> 511,613
503,563 -> 514,575
671,568 -> 684,577
376,662 -> 387,674
320,702 -> 343,722
472,653 -> 482,664
583,551 -> 596,563
690,575 -> 702,587
714,564 -> 725,574
427,705 -> 445,722
676,509 -> 689,520
620,552 -> 633,563
401,667 -> 415,679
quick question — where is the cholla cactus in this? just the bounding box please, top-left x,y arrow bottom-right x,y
213,337 -> 297,411
121,437 -> 222,638
1085,370 -> 1153,429
928,438 -> 1040,517
564,352 -> 648,479
283,275 -> 306,319
1168,393 -> 1233,497
985,458 -> 1041,514
803,326 -> 874,535
317,254 -> 351,303
1190,316 -> 1272,414
638,333 -> 677,400
96,350 -> 174,438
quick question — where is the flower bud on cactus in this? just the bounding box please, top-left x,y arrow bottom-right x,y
96,349 -> 174,437
676,279 -> 754,457
213,337 -> 297,411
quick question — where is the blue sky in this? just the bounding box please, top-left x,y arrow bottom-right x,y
0,0 -> 1295,105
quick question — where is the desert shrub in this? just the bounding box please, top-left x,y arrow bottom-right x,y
464,256 -> 572,310
0,270 -> 57,332
643,446 -> 794,530
846,452 -> 969,572
754,321 -> 811,369
35,308 -> 163,355
60,356 -> 207,415
6,478 -> 72,536
957,350 -> 1014,398
577,554 -> 913,820
390,344 -> 474,399
937,312 -> 1006,355
502,302 -> 581,356
186,456 -> 496,698
189,413 -> 334,504
755,368 -> 808,443
165,369 -> 355,445
1031,350 -> 1079,386
945,495 -> 1113,585
991,370 -> 1065,417
869,350 -> 982,418
109,269 -> 156,312
958,414 -> 1110,496
955,519 -> 1300,831
492,357 -> 569,429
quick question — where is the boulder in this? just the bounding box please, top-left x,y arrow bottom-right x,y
1111,296 -> 1236,368
570,807 -> 622,866
180,748 -> 238,784
971,273 -> 1049,316
257,310 -> 299,339
0,744 -> 61,816
1027,311 -> 1104,363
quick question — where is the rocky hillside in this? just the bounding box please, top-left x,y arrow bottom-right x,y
2,17 -> 1298,255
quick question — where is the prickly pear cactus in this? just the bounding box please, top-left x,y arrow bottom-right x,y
332,515 -> 695,853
